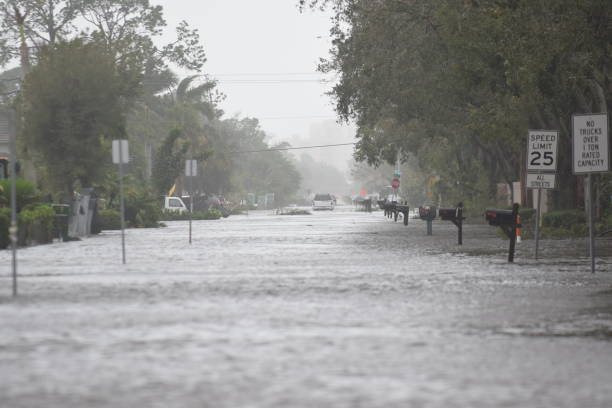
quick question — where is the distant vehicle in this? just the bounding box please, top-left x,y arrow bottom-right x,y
312,193 -> 335,211
386,194 -> 402,203
163,196 -> 188,213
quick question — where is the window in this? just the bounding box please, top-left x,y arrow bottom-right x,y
314,194 -> 331,201
169,198 -> 183,208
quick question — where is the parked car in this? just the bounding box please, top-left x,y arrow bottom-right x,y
163,196 -> 188,213
312,193 -> 335,211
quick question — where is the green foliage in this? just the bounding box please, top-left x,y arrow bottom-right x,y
18,204 -> 55,245
302,0 -> 611,210
543,210 -> 586,230
123,187 -> 161,228
0,1 -> 207,72
160,209 -> 222,221
97,209 -> 121,231
519,208 -> 537,225
0,207 -> 9,249
152,128 -> 190,196
21,39 -> 138,194
0,178 -> 40,211
540,209 -> 588,239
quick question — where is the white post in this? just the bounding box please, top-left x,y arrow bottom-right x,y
534,188 -> 542,260
189,170 -> 193,245
587,174 -> 595,273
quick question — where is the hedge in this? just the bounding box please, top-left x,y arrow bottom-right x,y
542,209 -> 586,229
0,205 -> 55,248
97,209 -> 122,231
160,209 -> 223,221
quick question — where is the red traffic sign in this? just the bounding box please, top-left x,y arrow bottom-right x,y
391,178 -> 400,189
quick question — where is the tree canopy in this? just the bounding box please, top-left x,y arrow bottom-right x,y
301,0 -> 611,208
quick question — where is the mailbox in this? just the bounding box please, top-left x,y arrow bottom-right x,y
396,204 -> 410,226
439,208 -> 459,221
485,209 -> 518,227
439,203 -> 465,245
419,206 -> 437,220
485,204 -> 520,263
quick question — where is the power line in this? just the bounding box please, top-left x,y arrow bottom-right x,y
210,72 -> 327,76
257,115 -> 336,120
229,142 -> 356,154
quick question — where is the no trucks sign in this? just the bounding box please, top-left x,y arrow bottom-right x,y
572,113 -> 609,174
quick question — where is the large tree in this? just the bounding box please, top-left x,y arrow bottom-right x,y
21,39 -> 139,195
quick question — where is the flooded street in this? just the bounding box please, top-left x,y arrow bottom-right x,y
1,208 -> 612,407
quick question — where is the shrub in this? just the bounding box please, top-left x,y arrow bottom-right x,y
0,208 -> 9,249
0,178 -> 40,211
122,188 -> 161,228
97,209 -> 121,230
160,209 -> 223,221
543,209 -> 586,229
18,204 -> 55,245
519,208 -> 536,224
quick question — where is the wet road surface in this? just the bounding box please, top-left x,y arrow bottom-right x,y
1,208 -> 612,407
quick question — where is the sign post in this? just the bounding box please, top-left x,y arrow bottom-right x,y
112,140 -> 129,264
185,159 -> 198,244
527,130 -> 559,260
572,113 -> 609,273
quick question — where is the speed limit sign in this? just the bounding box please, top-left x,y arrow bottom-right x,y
527,130 -> 558,172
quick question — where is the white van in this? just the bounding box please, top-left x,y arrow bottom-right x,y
312,193 -> 335,211
164,196 -> 188,213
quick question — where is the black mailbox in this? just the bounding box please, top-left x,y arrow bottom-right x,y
485,203 -> 520,263
396,204 -> 410,226
419,206 -> 437,220
439,208 -> 459,221
439,203 -> 466,245
485,209 -> 517,227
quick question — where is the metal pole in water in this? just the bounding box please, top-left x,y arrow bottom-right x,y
508,203 -> 519,263
119,143 -> 126,265
8,110 -> 18,296
587,174 -> 595,273
534,188 -> 542,260
189,171 -> 193,245
457,205 -> 463,246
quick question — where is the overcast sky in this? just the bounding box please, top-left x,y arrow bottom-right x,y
155,0 -> 355,151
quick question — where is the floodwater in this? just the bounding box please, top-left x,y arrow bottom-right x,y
1,207 -> 611,408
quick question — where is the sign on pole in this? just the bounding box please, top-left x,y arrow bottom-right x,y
185,159 -> 198,244
526,129 -> 559,261
112,140 -> 129,164
185,159 -> 198,177
526,173 -> 556,190
572,113 -> 609,174
391,178 -> 400,189
572,113 -> 609,273
527,130 -> 558,172
112,139 -> 129,264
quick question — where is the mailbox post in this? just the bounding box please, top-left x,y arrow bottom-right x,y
485,203 -> 520,263
439,203 -> 465,245
419,206 -> 437,235
396,204 -> 410,226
